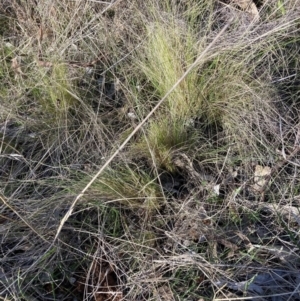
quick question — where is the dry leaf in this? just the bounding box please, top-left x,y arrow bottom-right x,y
251,165 -> 271,191
263,204 -> 300,226
127,112 -> 137,120
11,57 -> 24,76
213,184 -> 220,195
232,0 -> 259,21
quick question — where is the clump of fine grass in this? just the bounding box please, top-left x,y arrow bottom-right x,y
34,64 -> 79,117
127,7 -> 204,171
83,164 -> 164,212
1,0 -> 300,301
132,117 -> 198,172
128,0 -> 283,176
138,19 -> 200,120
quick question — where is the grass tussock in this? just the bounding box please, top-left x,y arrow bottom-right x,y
1,0 -> 300,300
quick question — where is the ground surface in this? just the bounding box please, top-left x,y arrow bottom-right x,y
0,1 -> 300,300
